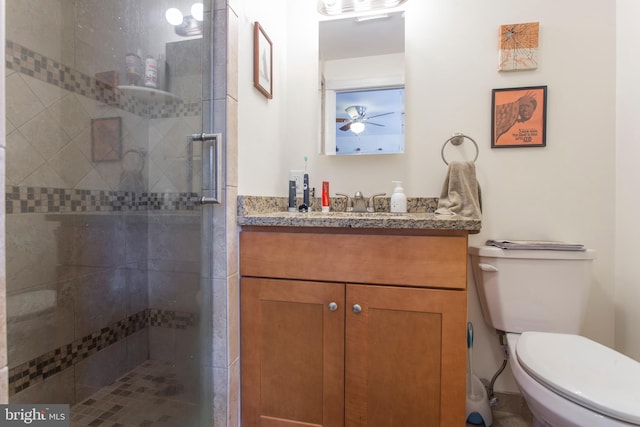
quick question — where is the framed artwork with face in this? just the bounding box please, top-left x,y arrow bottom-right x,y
492,86 -> 547,148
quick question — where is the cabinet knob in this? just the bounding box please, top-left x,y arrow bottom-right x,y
352,304 -> 362,314
328,302 -> 338,312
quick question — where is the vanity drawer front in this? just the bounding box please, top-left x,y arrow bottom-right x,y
240,231 -> 467,289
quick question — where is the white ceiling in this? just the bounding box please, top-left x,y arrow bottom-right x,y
319,11 -> 405,60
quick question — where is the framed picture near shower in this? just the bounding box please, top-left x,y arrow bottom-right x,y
491,85 -> 547,148
91,117 -> 122,161
253,22 -> 273,99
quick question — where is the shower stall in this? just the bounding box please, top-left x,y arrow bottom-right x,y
3,0 -> 238,425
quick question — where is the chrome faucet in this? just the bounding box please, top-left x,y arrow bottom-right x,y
336,191 -> 386,213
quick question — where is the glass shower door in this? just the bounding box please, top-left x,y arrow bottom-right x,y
4,0 -> 216,425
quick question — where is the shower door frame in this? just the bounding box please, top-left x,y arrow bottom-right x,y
0,1 -> 239,425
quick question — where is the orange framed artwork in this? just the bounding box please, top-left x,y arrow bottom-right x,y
498,22 -> 539,71
491,86 -> 547,148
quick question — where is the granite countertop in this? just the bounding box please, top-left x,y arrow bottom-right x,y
237,196 -> 481,232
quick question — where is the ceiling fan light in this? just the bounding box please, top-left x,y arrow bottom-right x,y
351,122 -> 365,134
345,105 -> 366,119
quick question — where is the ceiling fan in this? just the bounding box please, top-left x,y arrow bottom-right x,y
336,105 -> 393,133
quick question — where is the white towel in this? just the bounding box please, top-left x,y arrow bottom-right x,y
435,161 -> 482,219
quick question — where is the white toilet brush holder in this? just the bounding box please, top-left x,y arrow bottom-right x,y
466,373 -> 493,426
466,322 -> 493,426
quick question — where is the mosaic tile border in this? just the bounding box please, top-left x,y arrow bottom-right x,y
8,309 -> 198,396
6,186 -> 200,214
148,309 -> 198,330
6,40 -> 201,119
5,41 -> 117,104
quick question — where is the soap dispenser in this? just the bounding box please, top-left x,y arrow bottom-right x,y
390,181 -> 407,213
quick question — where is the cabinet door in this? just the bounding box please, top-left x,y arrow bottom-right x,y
345,284 -> 467,427
241,278 -> 345,427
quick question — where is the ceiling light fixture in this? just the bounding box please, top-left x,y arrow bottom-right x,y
355,13 -> 389,22
318,0 -> 407,16
165,8 -> 184,26
353,0 -> 372,13
165,3 -> 204,36
191,3 -> 204,21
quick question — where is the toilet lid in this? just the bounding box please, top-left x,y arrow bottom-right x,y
516,332 -> 640,425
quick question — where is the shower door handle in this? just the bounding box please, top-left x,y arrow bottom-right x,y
199,196 -> 219,205
190,133 -> 223,205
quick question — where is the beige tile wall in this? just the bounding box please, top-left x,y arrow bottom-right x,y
6,0 -> 75,67
5,66 -> 203,193
205,1 -> 240,425
0,0 -> 7,405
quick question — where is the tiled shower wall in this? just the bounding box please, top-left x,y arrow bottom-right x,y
4,0 -> 209,408
0,0 -> 7,405
5,43 -> 202,194
6,210 -> 202,404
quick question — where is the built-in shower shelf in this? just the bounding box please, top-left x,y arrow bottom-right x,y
117,85 -> 178,101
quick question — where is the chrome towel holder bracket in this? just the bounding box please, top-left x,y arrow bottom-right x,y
441,133 -> 479,165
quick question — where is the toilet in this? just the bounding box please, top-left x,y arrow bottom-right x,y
469,245 -> 640,427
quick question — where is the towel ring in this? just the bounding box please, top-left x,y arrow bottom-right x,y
441,133 -> 479,165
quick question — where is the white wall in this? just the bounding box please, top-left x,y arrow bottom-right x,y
615,0 -> 640,361
238,0 -> 618,393
237,0 -> 291,195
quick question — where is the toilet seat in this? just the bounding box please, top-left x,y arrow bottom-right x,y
516,331 -> 640,425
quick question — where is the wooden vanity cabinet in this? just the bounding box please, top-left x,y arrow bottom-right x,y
240,228 -> 468,427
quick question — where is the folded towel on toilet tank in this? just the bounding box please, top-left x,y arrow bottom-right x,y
435,160 -> 482,220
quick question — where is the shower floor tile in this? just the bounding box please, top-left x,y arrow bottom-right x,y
71,360 -> 199,427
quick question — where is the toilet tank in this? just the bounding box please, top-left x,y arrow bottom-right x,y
469,246 -> 596,334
